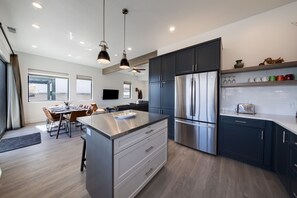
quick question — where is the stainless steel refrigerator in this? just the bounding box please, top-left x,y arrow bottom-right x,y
174,71 -> 218,155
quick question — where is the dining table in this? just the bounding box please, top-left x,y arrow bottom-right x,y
48,106 -> 89,139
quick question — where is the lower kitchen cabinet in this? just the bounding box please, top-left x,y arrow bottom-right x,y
289,170 -> 297,198
289,132 -> 297,198
219,116 -> 272,169
275,124 -> 290,190
148,108 -> 174,140
161,109 -> 174,140
219,115 -> 297,197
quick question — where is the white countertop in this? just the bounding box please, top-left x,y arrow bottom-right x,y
220,111 -> 297,135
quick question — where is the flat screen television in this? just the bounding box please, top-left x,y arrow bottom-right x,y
103,89 -> 119,100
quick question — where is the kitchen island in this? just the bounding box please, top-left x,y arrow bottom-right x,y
77,110 -> 168,198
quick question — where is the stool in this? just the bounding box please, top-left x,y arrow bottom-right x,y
80,134 -> 86,171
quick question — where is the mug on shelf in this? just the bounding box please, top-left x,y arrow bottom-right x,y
269,75 -> 276,81
261,76 -> 269,82
285,74 -> 294,80
248,77 -> 254,83
254,77 -> 261,82
276,75 -> 285,81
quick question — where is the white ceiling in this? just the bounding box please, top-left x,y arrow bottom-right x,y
0,0 -> 296,73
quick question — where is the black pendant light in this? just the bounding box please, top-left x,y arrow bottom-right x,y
119,8 -> 130,69
97,0 -> 110,64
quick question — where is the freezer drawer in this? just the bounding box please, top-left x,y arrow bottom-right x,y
174,119 -> 217,155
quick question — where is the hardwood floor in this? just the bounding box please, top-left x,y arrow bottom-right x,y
0,123 -> 288,198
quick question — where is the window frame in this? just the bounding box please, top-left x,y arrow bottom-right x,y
27,73 -> 69,102
123,81 -> 132,99
76,75 -> 93,101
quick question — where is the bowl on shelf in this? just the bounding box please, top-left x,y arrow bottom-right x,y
285,74 -> 294,80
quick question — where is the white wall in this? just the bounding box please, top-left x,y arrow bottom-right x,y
158,2 -> 297,70
17,52 -> 146,124
157,2 -> 297,116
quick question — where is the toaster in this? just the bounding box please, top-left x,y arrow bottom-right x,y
236,103 -> 255,114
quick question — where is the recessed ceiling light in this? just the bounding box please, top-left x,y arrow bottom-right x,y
68,54 -> 72,57
32,24 -> 40,29
69,32 -> 73,40
169,26 -> 175,32
32,2 -> 43,9
32,45 -> 37,48
86,48 -> 92,51
127,47 -> 132,51
114,54 -> 118,57
80,41 -> 85,45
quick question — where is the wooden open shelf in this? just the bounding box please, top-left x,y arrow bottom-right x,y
221,80 -> 297,88
221,61 -> 297,74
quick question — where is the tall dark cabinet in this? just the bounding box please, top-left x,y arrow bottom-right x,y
149,53 -> 175,139
0,59 -> 7,138
175,38 -> 221,75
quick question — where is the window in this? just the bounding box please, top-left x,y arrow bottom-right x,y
76,75 -> 92,100
123,81 -> 131,99
28,69 -> 69,102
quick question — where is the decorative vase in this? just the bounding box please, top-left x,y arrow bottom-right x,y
234,60 -> 244,68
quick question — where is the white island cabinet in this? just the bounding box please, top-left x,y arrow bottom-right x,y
78,110 -> 168,198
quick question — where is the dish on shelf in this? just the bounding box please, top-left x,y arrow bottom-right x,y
114,112 -> 136,119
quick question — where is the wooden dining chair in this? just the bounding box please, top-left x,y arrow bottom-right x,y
42,107 -> 65,136
64,110 -> 87,137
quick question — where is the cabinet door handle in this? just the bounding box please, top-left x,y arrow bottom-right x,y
294,142 -> 297,146
195,64 -> 198,71
235,120 -> 246,124
192,65 -> 195,71
145,168 -> 153,176
282,131 -> 286,143
261,130 -> 264,140
145,146 -> 154,152
294,164 -> 297,168
293,192 -> 297,198
145,129 -> 154,134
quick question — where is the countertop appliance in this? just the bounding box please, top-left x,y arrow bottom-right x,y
175,71 -> 218,155
236,103 -> 255,114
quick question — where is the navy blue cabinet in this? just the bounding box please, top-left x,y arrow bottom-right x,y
219,116 -> 274,169
149,57 -> 161,83
289,132 -> 297,198
149,54 -> 175,140
219,116 -> 266,167
175,38 -> 221,75
289,170 -> 297,198
275,124 -> 290,191
161,108 -> 174,140
149,82 -> 160,109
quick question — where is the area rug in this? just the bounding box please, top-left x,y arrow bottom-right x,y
0,132 -> 41,153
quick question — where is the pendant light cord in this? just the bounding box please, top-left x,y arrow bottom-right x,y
123,12 -> 126,52
103,0 -> 105,42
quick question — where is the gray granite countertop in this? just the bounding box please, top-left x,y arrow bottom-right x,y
77,110 -> 168,140
220,111 -> 297,135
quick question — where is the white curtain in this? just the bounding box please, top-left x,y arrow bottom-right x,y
6,63 -> 21,129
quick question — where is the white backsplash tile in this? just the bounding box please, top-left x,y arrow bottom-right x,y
221,86 -> 297,116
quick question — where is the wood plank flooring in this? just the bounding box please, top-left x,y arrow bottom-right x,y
0,123 -> 288,198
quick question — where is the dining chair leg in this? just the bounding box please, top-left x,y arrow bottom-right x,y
69,122 -> 72,138
56,113 -> 64,139
80,136 -> 86,171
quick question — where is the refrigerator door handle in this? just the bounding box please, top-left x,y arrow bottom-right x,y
193,79 -> 196,116
190,78 -> 193,116
175,119 -> 215,128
